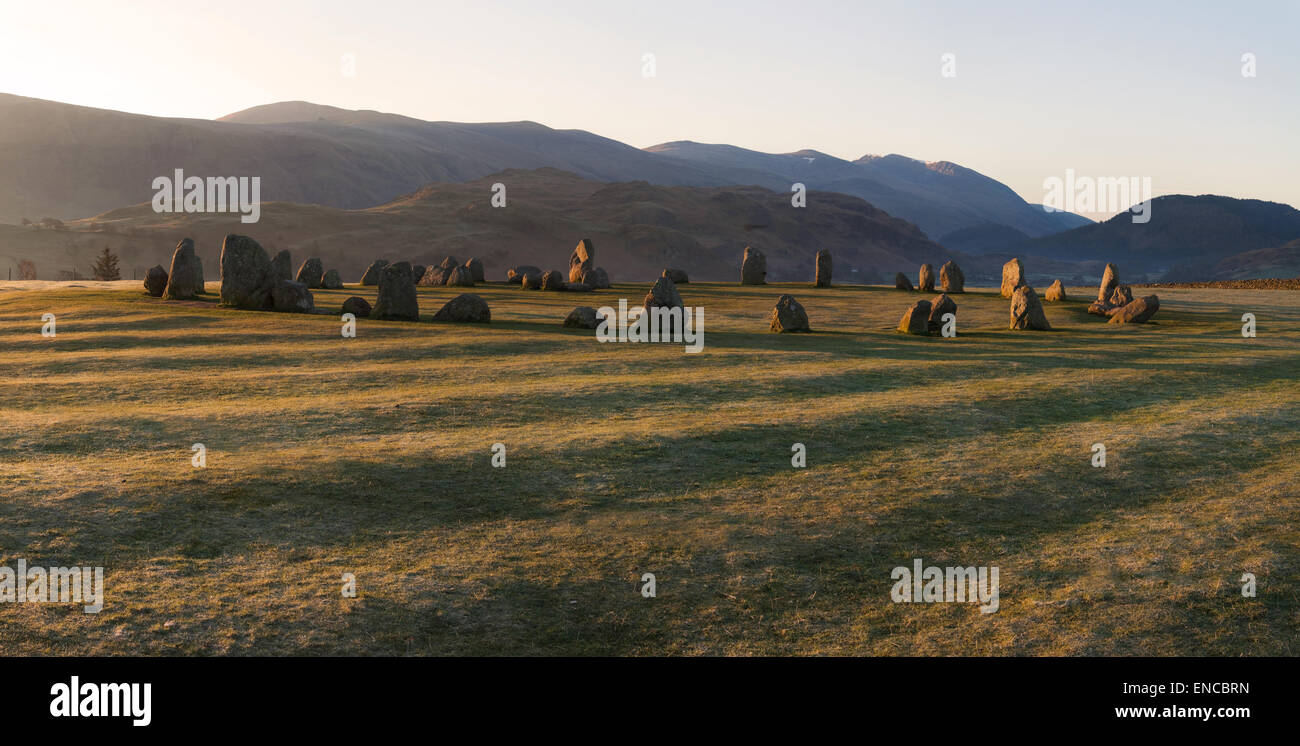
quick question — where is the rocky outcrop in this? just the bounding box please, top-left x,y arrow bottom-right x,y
371,261 -> 419,321
295,258 -> 324,288
360,260 -> 388,286
568,239 -> 595,283
219,234 -> 276,310
770,294 -> 811,332
1108,295 -> 1160,324
144,265 -> 168,297
1010,285 -> 1051,330
432,293 -> 491,323
898,300 -> 932,335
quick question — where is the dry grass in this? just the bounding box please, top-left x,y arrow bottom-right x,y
0,281 -> 1296,655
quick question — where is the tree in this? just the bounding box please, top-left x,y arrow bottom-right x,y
92,246 -> 121,281
17,259 -> 37,280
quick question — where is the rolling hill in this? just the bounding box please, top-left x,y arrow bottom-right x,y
2,168 -> 966,283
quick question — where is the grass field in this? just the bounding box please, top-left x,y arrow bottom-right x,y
1,280 -> 1296,655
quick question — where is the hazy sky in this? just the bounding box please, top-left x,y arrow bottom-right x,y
3,0 -> 1297,215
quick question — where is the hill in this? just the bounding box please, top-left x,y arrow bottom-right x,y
994,195 -> 1300,276
0,168 -> 962,283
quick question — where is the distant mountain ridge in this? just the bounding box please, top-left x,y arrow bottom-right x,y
989,195 -> 1300,277
0,93 -> 1088,241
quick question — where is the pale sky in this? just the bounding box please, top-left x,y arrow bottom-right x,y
3,0 -> 1296,214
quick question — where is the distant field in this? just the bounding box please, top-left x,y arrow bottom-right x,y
0,281 -> 1296,655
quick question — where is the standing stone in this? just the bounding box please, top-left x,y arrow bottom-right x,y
508,265 -> 542,284
341,296 -> 371,317
814,250 -> 832,287
219,234 -> 276,310
569,239 -> 595,283
1045,279 -> 1066,301
295,258 -> 324,288
447,265 -> 476,287
918,263 -> 935,292
271,280 -> 315,313
770,294 -> 811,332
663,268 -> 689,284
1010,286 -> 1051,330
1108,295 -> 1160,324
895,272 -> 914,291
432,293 -> 491,323
321,269 -> 343,289
411,265 -> 426,284
271,250 -> 293,282
1098,263 -> 1120,302
582,267 -> 611,289
642,276 -> 686,337
421,256 -> 460,286
541,270 -> 566,290
927,294 -> 957,334
940,260 -> 965,293
162,238 -> 201,300
465,257 -> 485,283
563,306 -> 602,329
371,261 -> 419,321
1001,258 -> 1027,299
360,260 -> 388,286
520,272 -> 543,290
1109,284 -> 1134,307
144,265 -> 168,297
741,246 -> 767,285
898,300 -> 933,335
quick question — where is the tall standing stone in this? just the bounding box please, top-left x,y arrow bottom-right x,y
814,250 -> 832,287
219,234 -> 276,310
741,246 -> 767,285
568,239 -> 595,283
1010,285 -> 1051,330
360,260 -> 388,286
918,263 -> 935,292
465,257 -> 485,283
162,238 -> 200,300
271,250 -> 293,282
940,260 -> 964,293
895,272 -> 914,291
295,257 -> 324,288
1098,263 -> 1120,302
321,269 -> 343,289
371,261 -> 419,321
1001,258 -> 1026,299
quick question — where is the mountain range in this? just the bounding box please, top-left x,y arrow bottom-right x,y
0,93 -> 1086,241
